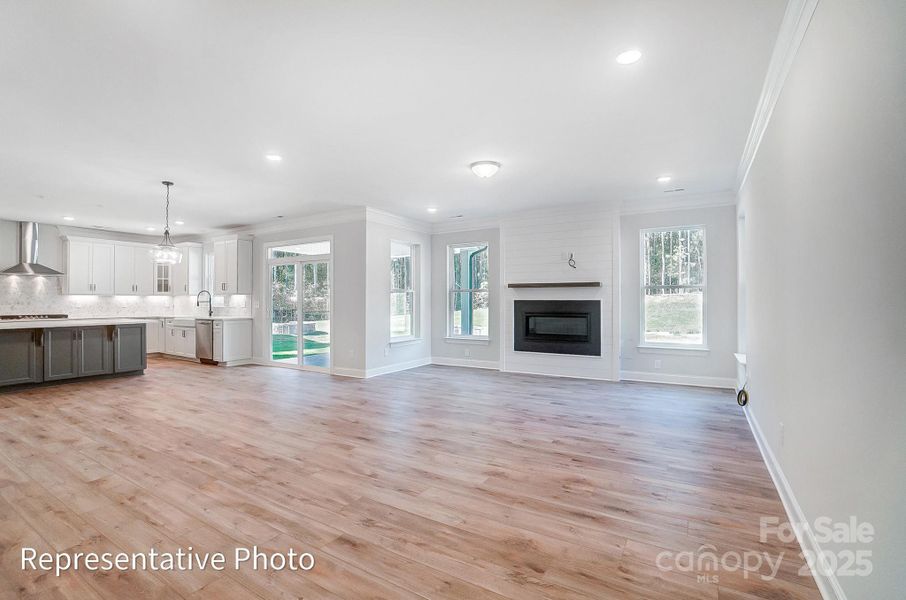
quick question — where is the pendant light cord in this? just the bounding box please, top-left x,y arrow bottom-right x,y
164,184 -> 170,232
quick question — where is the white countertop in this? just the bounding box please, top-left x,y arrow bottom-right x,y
0,315 -> 253,330
166,316 -> 253,322
0,318 -> 151,330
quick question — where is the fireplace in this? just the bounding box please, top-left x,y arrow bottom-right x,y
514,300 -> 601,356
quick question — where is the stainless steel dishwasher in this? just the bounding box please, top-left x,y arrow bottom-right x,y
195,319 -> 215,363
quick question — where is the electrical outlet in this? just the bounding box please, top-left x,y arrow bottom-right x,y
654,359 -> 662,369
779,422 -> 785,447
464,347 -> 471,358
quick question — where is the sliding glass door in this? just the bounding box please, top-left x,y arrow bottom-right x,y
300,260 -> 330,368
268,241 -> 331,371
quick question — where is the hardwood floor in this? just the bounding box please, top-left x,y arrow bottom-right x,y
0,357 -> 821,599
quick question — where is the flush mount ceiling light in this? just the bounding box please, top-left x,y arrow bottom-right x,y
470,161 -> 501,178
265,153 -> 283,162
150,181 -> 183,265
145,227 -> 156,231
62,216 -> 75,221
174,220 -> 185,226
616,49 -> 642,65
657,175 -> 672,183
426,207 -> 438,214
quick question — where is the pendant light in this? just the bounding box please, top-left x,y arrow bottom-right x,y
150,181 -> 183,264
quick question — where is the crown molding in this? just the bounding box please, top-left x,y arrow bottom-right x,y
364,207 -> 432,233
737,0 -> 820,191
217,207 -> 367,239
430,216 -> 502,234
619,190 -> 737,216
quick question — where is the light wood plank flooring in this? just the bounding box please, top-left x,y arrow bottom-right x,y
0,357 -> 821,599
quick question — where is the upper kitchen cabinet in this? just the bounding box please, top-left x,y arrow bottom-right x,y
113,244 -> 154,295
65,239 -> 114,295
171,244 -> 203,296
212,237 -> 252,295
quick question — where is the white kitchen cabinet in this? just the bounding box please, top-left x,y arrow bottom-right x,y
154,263 -> 172,295
214,319 -> 252,363
171,245 -> 203,296
164,322 -> 177,355
145,319 -> 161,353
114,245 -> 154,295
212,238 -> 252,295
163,320 -> 196,358
65,240 -> 115,295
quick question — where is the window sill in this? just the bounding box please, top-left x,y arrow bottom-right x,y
389,337 -> 423,346
444,336 -> 490,345
637,344 -> 710,356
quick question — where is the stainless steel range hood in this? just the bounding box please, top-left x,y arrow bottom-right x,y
0,222 -> 64,276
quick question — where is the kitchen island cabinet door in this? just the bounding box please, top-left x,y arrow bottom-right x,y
114,324 -> 146,372
78,327 -> 113,377
0,330 -> 42,386
44,328 -> 80,381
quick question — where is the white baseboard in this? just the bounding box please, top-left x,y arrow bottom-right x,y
744,407 -> 846,600
620,370 -> 735,389
219,359 -> 255,367
364,357 -> 432,378
430,357 -> 500,370
502,368 -> 617,382
330,366 -> 366,378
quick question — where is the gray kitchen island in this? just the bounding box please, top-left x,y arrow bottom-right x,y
0,318 -> 147,387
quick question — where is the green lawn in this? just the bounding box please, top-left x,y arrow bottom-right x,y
272,333 -> 329,360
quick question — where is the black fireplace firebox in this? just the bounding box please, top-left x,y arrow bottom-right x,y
514,300 -> 601,356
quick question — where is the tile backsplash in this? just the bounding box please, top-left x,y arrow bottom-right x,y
0,276 -> 251,318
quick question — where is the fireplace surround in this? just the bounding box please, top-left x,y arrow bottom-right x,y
513,300 -> 601,356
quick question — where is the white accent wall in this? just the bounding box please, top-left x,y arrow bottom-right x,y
738,1 -> 905,597
620,204 -> 737,388
501,203 -> 619,380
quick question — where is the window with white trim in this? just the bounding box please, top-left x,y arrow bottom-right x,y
390,241 -> 418,339
448,243 -> 489,338
641,226 -> 706,347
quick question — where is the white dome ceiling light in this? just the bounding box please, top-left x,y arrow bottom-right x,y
616,49 -> 642,65
657,175 -> 672,183
150,181 -> 183,265
470,161 -> 501,178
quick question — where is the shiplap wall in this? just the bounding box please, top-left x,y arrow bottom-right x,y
501,202 -> 619,379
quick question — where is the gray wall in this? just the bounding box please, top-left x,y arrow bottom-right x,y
365,219 -> 432,374
620,205 -> 737,386
430,228 -> 500,366
738,1 -> 905,596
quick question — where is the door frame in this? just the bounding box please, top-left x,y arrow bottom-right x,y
264,236 -> 333,373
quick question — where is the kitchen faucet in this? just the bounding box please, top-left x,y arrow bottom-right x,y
196,290 -> 213,317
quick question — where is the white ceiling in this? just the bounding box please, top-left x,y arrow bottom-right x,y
0,1 -> 784,234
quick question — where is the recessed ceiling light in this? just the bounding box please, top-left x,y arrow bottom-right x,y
470,161 -> 501,178
427,207 -> 438,213
174,220 -> 185,226
657,175 -> 672,184
265,154 -> 283,162
145,226 -> 156,231
62,216 -> 75,221
616,49 -> 642,65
